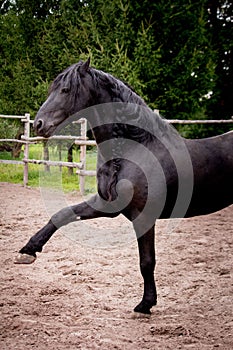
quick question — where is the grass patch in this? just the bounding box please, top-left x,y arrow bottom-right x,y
0,143 -> 97,193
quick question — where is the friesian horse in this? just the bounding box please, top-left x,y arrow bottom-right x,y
15,59 -> 233,315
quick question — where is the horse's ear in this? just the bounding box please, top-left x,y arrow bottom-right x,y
80,58 -> 91,76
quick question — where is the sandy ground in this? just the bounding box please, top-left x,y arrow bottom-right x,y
0,182 -> 232,349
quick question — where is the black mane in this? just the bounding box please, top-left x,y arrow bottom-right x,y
89,67 -> 146,107
50,61 -> 146,105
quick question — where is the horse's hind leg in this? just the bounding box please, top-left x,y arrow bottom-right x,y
15,195 -> 118,264
134,225 -> 157,315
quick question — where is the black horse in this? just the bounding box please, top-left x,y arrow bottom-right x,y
16,59 -> 233,315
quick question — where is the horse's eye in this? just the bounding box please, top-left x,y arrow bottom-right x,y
61,87 -> 70,94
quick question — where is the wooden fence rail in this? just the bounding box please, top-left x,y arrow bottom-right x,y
166,119 -> 233,124
0,114 -> 90,194
0,114 -> 233,194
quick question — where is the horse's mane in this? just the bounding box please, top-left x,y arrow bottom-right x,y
89,67 -> 146,106
88,66 -> 173,144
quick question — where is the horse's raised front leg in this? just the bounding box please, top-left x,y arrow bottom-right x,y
15,194 -> 119,264
134,224 -> 157,315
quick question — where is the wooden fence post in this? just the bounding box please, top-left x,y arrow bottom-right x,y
68,145 -> 74,175
58,142 -> 62,172
23,113 -> 30,186
43,141 -> 50,172
79,119 -> 87,195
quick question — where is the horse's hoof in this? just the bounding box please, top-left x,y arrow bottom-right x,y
131,312 -> 151,319
133,300 -> 155,315
14,253 -> 36,264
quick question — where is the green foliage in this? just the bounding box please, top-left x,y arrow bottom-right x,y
0,0 -> 232,138
0,119 -> 20,139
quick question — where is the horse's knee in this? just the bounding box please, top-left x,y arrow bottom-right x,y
51,207 -> 77,228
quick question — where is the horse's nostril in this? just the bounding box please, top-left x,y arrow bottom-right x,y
35,119 -> 44,132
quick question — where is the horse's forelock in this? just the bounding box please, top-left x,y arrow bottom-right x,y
48,63 -> 83,96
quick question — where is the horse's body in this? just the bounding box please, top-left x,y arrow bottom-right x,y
16,59 -> 233,314
185,133 -> 233,215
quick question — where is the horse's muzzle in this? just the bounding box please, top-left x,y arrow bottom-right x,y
33,117 -> 55,137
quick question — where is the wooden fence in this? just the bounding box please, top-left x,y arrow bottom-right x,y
0,114 -> 94,194
0,113 -> 233,194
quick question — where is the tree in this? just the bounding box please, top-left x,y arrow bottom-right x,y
0,0 -> 232,139
207,0 -> 233,119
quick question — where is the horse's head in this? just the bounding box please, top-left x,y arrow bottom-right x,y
34,58 -> 92,137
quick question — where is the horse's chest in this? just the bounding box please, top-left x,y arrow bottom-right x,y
97,164 -> 118,201
96,160 -> 148,206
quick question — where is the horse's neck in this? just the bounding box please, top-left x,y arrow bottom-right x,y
89,70 -> 181,149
